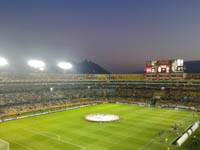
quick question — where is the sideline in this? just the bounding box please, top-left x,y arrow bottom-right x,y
0,104 -> 97,123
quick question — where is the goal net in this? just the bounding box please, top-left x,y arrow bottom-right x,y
0,139 -> 9,150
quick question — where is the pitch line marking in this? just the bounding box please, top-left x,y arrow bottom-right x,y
20,128 -> 85,149
0,139 -> 9,150
38,131 -> 61,141
138,135 -> 157,150
0,139 -> 9,145
11,141 -> 35,150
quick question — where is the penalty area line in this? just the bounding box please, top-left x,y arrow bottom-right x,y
11,141 -> 35,150
20,128 -> 85,150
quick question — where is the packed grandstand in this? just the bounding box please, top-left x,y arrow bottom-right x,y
0,72 -> 200,117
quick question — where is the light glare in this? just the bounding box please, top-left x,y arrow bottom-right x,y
58,62 -> 72,70
0,57 -> 8,66
28,60 -> 45,69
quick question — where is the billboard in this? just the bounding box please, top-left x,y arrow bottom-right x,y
146,67 -> 152,73
146,61 -> 157,67
171,59 -> 184,72
157,65 -> 170,73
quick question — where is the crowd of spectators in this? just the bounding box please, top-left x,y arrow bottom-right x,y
0,72 -> 147,82
0,80 -> 200,117
0,86 -> 105,116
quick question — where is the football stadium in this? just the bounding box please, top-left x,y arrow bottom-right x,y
0,58 -> 200,150
1,1 -> 200,150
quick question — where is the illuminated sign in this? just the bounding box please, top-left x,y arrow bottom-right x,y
171,59 -> 184,72
146,59 -> 184,74
146,67 -> 152,73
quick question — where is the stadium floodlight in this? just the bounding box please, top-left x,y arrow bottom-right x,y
58,62 -> 72,70
39,67 -> 45,71
0,57 -> 8,66
28,60 -> 45,70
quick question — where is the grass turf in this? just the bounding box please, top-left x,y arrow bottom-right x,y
0,104 -> 199,150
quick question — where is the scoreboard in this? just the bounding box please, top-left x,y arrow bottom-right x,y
146,59 -> 184,74
146,59 -> 184,80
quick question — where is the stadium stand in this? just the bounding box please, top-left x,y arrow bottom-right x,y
0,73 -> 200,118
0,72 -> 145,82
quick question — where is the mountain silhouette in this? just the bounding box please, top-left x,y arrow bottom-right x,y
74,60 -> 110,74
184,60 -> 200,73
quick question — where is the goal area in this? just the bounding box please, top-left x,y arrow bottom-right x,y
0,139 -> 9,150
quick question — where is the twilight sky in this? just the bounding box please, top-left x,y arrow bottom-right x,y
0,0 -> 200,73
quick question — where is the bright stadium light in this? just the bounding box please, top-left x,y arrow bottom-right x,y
39,67 -> 45,71
28,60 -> 45,70
0,57 -> 8,66
58,62 -> 72,70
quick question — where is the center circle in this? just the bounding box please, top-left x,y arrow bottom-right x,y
85,114 -> 120,122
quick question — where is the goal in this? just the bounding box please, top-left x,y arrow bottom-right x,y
0,139 -> 9,150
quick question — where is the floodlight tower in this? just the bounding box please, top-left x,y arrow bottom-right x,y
57,62 -> 72,73
0,57 -> 8,66
27,60 -> 45,72
0,57 -> 8,118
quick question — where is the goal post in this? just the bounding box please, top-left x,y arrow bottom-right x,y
0,139 -> 9,150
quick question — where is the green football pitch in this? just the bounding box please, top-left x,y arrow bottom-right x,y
0,104 -> 199,150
